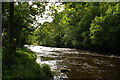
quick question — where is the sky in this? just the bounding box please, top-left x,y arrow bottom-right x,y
27,2 -> 64,28
36,2 -> 64,24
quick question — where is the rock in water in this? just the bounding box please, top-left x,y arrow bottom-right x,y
60,69 -> 70,73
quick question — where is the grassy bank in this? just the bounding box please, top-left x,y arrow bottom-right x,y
2,47 -> 54,80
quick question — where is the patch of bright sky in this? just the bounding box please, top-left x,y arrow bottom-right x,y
30,2 -> 64,28
28,1 -> 64,24
36,2 -> 64,24
15,2 -> 64,27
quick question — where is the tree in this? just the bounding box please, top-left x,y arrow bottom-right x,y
2,2 -> 46,65
89,2 -> 120,52
33,2 -> 120,54
2,2 -> 54,79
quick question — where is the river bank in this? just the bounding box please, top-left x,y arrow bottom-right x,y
2,47 -> 54,79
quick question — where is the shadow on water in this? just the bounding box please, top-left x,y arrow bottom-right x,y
25,45 -> 120,80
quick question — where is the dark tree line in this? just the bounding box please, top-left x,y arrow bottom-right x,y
34,2 -> 120,55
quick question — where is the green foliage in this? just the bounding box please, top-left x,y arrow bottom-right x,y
34,22 -> 55,46
34,2 -> 120,54
2,2 -> 120,79
2,47 -> 54,79
41,64 -> 54,77
2,2 -> 54,79
89,3 -> 120,51
2,2 -> 45,49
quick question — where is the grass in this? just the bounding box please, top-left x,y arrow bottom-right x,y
2,47 -> 54,80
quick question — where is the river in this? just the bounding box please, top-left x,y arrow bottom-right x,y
25,45 -> 120,80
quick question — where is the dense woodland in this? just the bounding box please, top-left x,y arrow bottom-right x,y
33,2 -> 120,55
2,2 -> 120,79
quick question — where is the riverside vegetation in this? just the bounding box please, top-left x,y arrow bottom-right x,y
2,47 -> 54,79
33,2 -> 120,55
2,2 -> 54,79
2,2 -> 120,79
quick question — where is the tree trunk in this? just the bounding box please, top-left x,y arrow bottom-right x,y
7,2 -> 16,64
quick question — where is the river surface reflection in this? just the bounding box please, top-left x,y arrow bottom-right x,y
25,45 -> 120,80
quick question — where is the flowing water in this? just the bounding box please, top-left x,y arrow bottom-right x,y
25,45 -> 120,80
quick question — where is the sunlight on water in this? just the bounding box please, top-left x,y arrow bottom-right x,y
25,45 -> 120,79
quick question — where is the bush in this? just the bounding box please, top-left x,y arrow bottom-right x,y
2,47 -> 54,79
